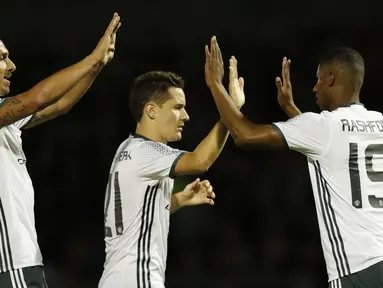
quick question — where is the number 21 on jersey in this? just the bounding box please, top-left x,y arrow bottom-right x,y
104,172 -> 124,237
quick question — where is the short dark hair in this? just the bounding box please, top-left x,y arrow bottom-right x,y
129,71 -> 185,122
319,47 -> 365,91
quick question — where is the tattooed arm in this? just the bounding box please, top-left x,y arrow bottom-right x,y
0,54 -> 103,129
0,13 -> 121,129
22,70 -> 100,129
23,14 -> 121,129
0,97 -> 31,127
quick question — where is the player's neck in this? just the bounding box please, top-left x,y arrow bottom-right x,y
135,123 -> 168,144
330,92 -> 360,111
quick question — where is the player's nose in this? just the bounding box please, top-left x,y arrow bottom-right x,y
313,86 -> 318,96
182,109 -> 190,121
6,58 -> 16,73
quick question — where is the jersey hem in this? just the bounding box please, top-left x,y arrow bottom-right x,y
0,261 -> 44,274
327,256 -> 383,282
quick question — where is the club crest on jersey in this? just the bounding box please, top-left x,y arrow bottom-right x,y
115,150 -> 132,161
17,158 -> 26,165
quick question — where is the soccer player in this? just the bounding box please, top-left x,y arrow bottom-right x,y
98,69 -> 245,288
0,13 -> 121,288
205,36 -> 383,287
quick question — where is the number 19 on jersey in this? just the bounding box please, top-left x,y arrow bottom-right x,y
349,142 -> 383,209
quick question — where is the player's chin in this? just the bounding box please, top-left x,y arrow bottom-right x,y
316,98 -> 324,110
317,100 -> 326,111
0,86 -> 10,97
174,131 -> 183,141
167,132 -> 182,142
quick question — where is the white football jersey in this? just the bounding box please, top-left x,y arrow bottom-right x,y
0,98 -> 42,274
273,103 -> 383,283
99,134 -> 186,288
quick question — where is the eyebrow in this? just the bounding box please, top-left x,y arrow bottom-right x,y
0,50 -> 8,57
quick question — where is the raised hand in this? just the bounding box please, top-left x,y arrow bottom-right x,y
229,56 -> 245,109
91,13 -> 121,66
275,57 -> 294,108
181,178 -> 215,207
275,57 -> 301,118
205,36 -> 224,88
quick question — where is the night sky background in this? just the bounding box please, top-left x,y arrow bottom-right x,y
1,0 -> 382,287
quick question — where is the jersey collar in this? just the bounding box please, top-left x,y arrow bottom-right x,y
131,133 -> 152,141
334,102 -> 364,109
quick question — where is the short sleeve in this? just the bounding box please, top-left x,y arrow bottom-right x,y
272,112 -> 331,158
138,141 -> 187,180
13,115 -> 33,130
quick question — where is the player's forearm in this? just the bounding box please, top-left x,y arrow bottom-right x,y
210,83 -> 284,148
170,192 -> 185,214
0,56 -> 102,128
56,69 -> 102,114
23,55 -> 102,110
281,103 -> 302,118
209,83 -> 257,144
191,119 -> 229,172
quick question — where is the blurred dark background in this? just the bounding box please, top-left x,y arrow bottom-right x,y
1,0 -> 383,287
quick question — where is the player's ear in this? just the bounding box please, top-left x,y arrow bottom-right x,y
144,102 -> 157,120
328,72 -> 335,87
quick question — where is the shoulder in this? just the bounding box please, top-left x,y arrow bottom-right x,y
285,112 -> 331,126
364,109 -> 383,118
129,135 -> 180,158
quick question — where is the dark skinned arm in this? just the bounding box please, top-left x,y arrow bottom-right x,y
209,83 -> 284,148
204,36 -> 285,149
